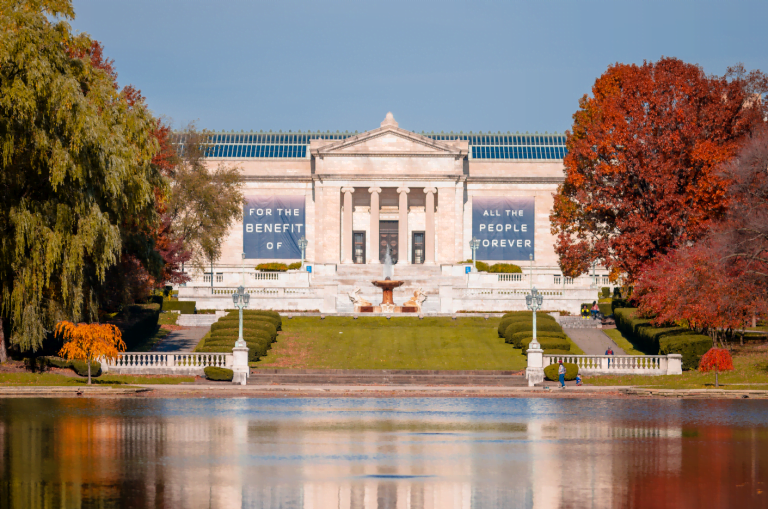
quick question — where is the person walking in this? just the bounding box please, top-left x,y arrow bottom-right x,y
558,360 -> 566,389
605,346 -> 614,368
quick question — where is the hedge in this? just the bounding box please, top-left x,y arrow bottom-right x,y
488,263 -> 522,273
497,313 -> 556,337
601,287 -> 611,299
458,260 -> 490,272
211,320 -> 277,339
256,262 -> 289,271
507,330 -> 566,348
162,300 -> 196,314
44,357 -> 102,377
204,367 -> 234,381
598,302 -> 612,317
520,336 -> 570,354
614,307 -> 712,368
117,306 -> 161,351
544,362 -> 578,381
503,320 -> 563,339
660,335 -> 712,370
287,262 -> 302,270
225,310 -> 282,330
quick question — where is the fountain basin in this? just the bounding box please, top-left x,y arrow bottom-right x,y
356,280 -> 417,313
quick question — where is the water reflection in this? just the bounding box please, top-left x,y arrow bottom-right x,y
0,398 -> 766,508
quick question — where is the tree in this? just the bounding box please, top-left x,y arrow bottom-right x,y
55,321 -> 126,384
699,348 -> 734,388
0,1 -> 161,359
166,126 -> 243,272
550,58 -> 768,282
635,241 -> 766,346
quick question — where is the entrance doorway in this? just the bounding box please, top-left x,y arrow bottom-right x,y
379,221 -> 398,263
353,231 -> 366,264
412,232 -> 425,264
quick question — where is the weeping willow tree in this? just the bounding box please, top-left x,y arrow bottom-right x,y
0,0 -> 161,359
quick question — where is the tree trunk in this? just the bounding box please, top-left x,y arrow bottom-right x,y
740,328 -> 744,347
87,357 -> 92,385
0,317 -> 7,363
715,367 -> 719,388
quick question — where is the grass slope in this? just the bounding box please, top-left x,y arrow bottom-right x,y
603,329 -> 645,355
256,316 -> 528,370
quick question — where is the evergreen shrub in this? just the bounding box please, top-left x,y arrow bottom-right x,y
520,336 -> 570,354
601,287 -> 611,299
256,262 -> 289,271
497,313 -> 556,337
211,320 -> 277,339
204,367 -> 234,381
162,301 -> 196,314
503,320 -> 563,339
544,362 -> 578,381
507,330 -> 566,347
488,263 -> 523,273
287,262 -> 302,270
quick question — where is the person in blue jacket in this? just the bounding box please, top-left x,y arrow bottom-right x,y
558,361 -> 566,389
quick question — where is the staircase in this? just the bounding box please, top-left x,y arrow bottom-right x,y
558,316 -> 604,329
247,369 -> 528,386
312,264 -> 465,313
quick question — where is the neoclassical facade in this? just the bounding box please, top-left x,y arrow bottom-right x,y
179,113 -> 604,313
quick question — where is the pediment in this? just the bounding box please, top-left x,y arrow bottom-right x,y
312,113 -> 466,159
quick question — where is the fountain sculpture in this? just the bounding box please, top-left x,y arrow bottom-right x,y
349,245 -> 426,313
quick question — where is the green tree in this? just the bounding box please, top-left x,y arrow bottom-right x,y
0,0 -> 161,359
166,126 -> 243,273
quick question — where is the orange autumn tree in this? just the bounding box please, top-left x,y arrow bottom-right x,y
56,322 -> 126,384
550,58 -> 768,282
699,348 -> 734,388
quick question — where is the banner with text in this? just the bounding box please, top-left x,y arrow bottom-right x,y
472,196 -> 535,260
243,195 -> 305,259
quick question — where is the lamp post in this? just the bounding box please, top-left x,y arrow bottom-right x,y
591,260 -> 597,288
299,236 -> 308,269
525,286 -> 545,387
470,237 -> 480,272
231,285 -> 250,385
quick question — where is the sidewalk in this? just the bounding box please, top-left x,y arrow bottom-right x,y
565,328 -> 625,355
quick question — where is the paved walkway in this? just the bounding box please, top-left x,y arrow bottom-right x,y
565,328 -> 626,355
153,326 -> 209,352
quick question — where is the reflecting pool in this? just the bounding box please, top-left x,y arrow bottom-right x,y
0,397 -> 766,508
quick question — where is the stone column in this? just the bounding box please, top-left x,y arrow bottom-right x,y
341,187 -> 355,264
368,187 -> 381,264
424,187 -> 436,264
397,186 -> 409,264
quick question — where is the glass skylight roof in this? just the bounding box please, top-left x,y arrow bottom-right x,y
173,131 -> 567,160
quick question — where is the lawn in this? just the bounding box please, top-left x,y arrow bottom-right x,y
585,344 -> 768,389
0,372 -> 194,386
255,316 -> 529,370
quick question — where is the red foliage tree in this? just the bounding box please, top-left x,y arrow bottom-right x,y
699,348 -> 734,387
551,58 -> 768,281
635,240 -> 766,345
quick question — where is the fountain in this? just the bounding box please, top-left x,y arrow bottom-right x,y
348,245 -> 427,313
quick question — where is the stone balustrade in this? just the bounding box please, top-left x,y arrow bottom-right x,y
542,354 -> 683,376
103,352 -> 233,376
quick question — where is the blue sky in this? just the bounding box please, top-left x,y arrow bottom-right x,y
70,0 -> 768,134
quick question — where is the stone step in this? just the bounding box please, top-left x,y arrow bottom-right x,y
176,313 -> 225,327
558,317 -> 604,329
247,371 -> 528,386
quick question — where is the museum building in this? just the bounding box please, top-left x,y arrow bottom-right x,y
177,113 -> 603,314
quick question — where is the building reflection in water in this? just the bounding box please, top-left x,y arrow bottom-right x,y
0,398 -> 766,509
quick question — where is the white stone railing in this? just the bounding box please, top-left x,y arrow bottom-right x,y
542,354 -> 682,376
253,272 -> 280,280
181,287 -> 318,297
463,288 -> 564,298
498,273 -> 523,282
103,352 -> 233,375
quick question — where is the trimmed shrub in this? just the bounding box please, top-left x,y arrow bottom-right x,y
601,287 -> 611,299
544,362 -> 578,382
226,310 -> 282,330
287,262 -> 302,270
211,320 -> 277,339
611,298 -> 631,314
598,302 -> 612,317
488,263 -> 522,273
497,313 -> 556,337
660,335 -> 712,370
520,336 -> 570,354
204,367 -> 234,381
162,300 -> 196,314
68,360 -> 102,377
503,320 -> 563,339
501,311 -> 533,319
507,330 -> 566,347
255,262 -> 288,271
458,259 -> 490,272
